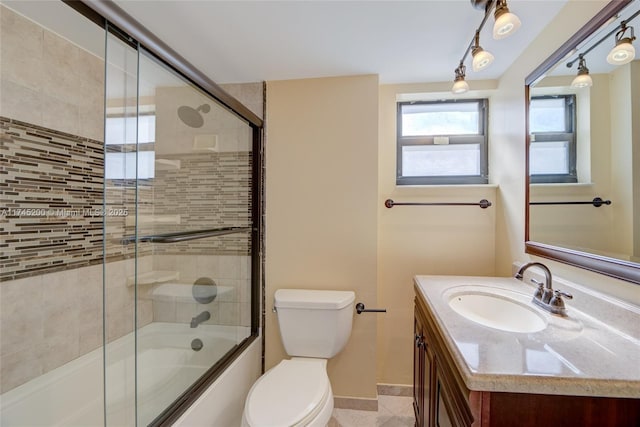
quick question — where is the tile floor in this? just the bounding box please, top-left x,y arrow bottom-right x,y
329,395 -> 415,427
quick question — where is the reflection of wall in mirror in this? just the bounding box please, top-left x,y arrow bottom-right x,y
611,60 -> 640,262
530,61 -> 640,261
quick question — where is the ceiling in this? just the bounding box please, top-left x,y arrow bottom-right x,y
111,0 -> 570,85
2,0 -> 571,85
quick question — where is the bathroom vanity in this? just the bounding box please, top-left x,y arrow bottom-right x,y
413,275 -> 640,427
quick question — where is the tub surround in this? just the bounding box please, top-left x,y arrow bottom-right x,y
0,258 -> 154,394
0,322 -> 246,426
414,275 -> 640,398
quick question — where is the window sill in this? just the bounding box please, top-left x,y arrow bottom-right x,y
389,183 -> 498,199
530,182 -> 594,188
530,182 -> 596,198
396,184 -> 498,190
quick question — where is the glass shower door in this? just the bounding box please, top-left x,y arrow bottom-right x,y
103,27 -> 140,426
104,27 -> 254,426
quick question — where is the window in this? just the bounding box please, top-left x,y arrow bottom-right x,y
529,95 -> 576,183
105,114 -> 156,180
397,99 -> 488,185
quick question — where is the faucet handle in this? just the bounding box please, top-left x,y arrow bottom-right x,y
532,281 -> 544,301
549,289 -> 572,316
554,289 -> 573,300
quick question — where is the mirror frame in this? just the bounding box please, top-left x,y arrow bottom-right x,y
525,0 -> 640,285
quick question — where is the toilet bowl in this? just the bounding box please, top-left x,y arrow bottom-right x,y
242,358 -> 333,427
242,289 -> 355,427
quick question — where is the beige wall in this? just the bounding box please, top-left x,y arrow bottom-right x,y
376,82 -> 498,385
609,65 -> 633,258
265,75 -> 379,399
493,0 -> 640,304
632,61 -> 640,260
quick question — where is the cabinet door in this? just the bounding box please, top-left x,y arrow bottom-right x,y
422,339 -> 435,427
435,378 -> 454,427
435,369 -> 473,427
414,315 -> 425,426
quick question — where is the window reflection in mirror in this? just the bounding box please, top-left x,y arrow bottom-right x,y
526,0 -> 640,279
529,95 -> 577,183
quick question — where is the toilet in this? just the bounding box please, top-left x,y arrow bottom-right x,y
242,289 -> 356,427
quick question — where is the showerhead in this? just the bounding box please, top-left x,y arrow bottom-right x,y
177,104 -> 210,128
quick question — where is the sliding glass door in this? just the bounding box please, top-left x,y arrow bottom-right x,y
104,23 -> 258,426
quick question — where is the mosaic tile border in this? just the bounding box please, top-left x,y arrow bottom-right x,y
1,117 -> 105,281
1,117 -> 253,281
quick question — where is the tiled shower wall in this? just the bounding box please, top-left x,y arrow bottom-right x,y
152,151 -> 252,256
0,5 -> 114,394
1,4 -> 263,394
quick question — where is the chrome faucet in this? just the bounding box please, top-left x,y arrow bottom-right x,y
190,310 -> 211,328
515,262 -> 573,316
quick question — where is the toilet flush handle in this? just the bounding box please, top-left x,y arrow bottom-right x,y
356,302 -> 387,314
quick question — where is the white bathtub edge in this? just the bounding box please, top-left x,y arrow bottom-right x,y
171,334 -> 262,427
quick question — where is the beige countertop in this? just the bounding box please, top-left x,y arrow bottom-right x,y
414,275 -> 640,398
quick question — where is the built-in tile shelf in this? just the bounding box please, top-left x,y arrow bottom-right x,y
155,158 -> 181,170
126,270 -> 179,287
125,215 -> 181,227
151,283 -> 233,303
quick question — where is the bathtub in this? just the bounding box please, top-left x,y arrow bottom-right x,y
1,322 -> 250,426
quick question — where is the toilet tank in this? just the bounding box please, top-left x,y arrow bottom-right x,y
274,289 -> 355,358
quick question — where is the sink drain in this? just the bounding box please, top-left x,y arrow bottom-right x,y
191,338 -> 203,351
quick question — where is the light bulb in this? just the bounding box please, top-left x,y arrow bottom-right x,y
572,56 -> 592,88
571,73 -> 593,88
607,39 -> 636,65
493,10 -> 521,40
452,63 -> 469,94
472,48 -> 495,72
452,79 -> 469,94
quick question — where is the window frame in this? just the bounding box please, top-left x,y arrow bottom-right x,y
396,99 -> 489,185
105,112 -> 156,183
529,94 -> 577,184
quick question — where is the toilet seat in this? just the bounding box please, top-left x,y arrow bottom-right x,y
244,358 -> 331,427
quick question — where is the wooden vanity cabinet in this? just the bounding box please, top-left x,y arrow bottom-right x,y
414,295 -> 475,427
413,289 -> 640,427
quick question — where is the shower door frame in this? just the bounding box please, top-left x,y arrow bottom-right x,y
65,1 -> 263,425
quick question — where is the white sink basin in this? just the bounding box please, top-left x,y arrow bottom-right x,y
448,291 -> 547,333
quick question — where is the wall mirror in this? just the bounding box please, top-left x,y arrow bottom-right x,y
525,0 -> 640,284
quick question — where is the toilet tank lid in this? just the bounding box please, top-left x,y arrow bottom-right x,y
275,289 -> 355,310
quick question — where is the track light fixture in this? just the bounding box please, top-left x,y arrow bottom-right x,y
493,0 -> 521,40
607,23 -> 636,65
451,0 -> 522,94
472,31 -> 495,72
571,55 -> 593,88
564,8 -> 639,90
452,63 -> 469,94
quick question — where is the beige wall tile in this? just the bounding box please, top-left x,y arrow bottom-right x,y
153,300 -> 176,323
0,344 -> 45,393
218,255 -> 240,279
0,276 -> 44,357
240,302 -> 251,327
1,5 -> 104,140
138,300 -> 153,327
176,302 -> 198,324
218,302 -> 239,326
195,255 -> 218,279
0,80 -> 43,124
